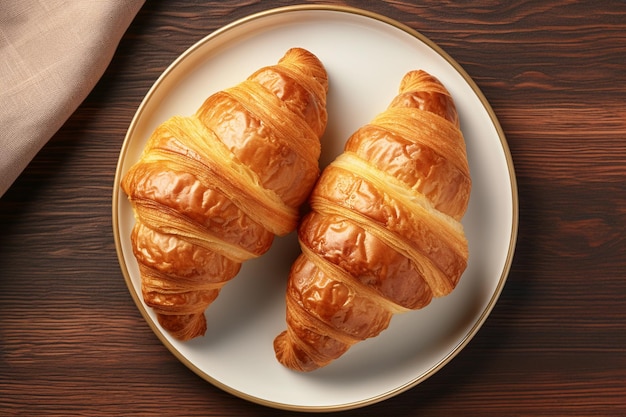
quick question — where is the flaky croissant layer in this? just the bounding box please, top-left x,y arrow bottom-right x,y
122,48 -> 328,340
274,70 -> 471,371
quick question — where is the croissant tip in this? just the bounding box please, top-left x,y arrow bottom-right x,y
279,47 -> 329,91
273,330 -> 288,359
157,312 -> 207,341
273,330 -> 326,373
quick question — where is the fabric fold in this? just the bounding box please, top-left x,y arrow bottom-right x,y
0,0 -> 145,196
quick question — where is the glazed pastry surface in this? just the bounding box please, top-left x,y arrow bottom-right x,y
122,48 -> 328,340
274,70 -> 470,371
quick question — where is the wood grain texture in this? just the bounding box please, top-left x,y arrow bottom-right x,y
1,0 -> 625,415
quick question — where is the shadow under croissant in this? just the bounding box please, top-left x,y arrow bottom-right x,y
192,232 -> 301,343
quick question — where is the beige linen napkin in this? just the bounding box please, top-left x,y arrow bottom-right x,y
0,0 -> 144,197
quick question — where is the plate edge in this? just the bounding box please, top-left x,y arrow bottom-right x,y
111,3 -> 520,413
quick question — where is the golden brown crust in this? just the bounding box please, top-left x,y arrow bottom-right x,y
274,70 -> 471,371
344,124 -> 470,220
298,212 -> 434,310
122,48 -> 328,340
195,47 -> 328,208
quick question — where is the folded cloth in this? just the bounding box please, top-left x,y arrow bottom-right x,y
0,0 -> 145,197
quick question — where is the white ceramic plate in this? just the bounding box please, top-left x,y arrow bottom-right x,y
113,5 -> 518,412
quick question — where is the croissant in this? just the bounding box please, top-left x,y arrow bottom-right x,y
121,48 -> 328,341
273,70 -> 471,371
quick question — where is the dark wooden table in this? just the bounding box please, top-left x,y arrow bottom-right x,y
1,1 -> 625,415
